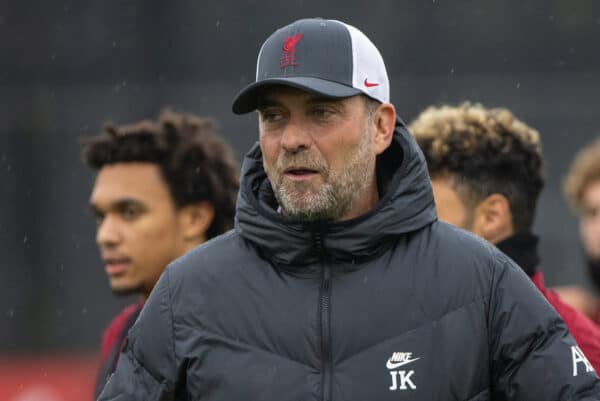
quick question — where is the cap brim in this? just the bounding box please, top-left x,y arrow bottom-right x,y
232,77 -> 362,114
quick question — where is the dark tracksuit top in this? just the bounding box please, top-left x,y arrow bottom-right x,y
496,233 -> 600,374
98,119 -> 600,400
94,303 -> 143,400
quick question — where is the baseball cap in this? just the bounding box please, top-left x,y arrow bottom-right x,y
232,18 -> 390,114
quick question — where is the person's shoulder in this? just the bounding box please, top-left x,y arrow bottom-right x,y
415,220 -> 516,289
103,303 -> 142,334
165,229 -> 257,286
425,220 -> 500,264
156,229 -> 264,320
100,302 -> 143,359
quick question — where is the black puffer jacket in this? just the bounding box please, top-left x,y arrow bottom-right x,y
99,120 -> 600,401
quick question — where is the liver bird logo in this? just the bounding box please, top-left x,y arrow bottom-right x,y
283,33 -> 303,53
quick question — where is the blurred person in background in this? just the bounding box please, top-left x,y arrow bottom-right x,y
409,103 -> 600,371
81,110 -> 239,399
556,138 -> 600,323
98,19 -> 600,401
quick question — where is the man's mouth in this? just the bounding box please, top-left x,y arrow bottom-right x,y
103,257 -> 131,276
283,167 -> 320,181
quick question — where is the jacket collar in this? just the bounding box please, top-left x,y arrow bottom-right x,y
496,232 -> 540,276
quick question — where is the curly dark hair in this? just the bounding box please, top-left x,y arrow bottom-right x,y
81,109 -> 240,239
409,103 -> 544,232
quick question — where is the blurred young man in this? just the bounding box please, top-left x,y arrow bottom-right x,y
82,110 -> 239,398
99,19 -> 600,400
556,138 -> 600,322
410,103 -> 600,371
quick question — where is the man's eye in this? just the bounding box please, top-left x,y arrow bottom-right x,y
260,110 -> 284,123
311,107 -> 334,119
94,213 -> 104,226
584,207 -> 598,219
122,206 -> 142,220
91,209 -> 104,226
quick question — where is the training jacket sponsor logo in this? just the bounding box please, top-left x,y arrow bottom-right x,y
572,345 -> 595,376
387,352 -> 419,391
386,352 -> 420,369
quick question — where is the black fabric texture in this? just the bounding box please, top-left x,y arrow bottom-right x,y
496,232 -> 540,277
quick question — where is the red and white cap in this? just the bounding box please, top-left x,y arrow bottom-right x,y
232,18 -> 390,114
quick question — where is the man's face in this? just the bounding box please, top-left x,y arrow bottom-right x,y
430,176 -> 474,231
258,87 -> 377,221
581,180 -> 600,259
90,163 -> 187,297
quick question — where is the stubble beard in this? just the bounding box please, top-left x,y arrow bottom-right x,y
267,125 -> 376,222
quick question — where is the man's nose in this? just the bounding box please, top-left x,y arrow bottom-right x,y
280,119 -> 312,153
96,214 -> 122,248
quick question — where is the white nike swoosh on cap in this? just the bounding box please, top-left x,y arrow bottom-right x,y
386,357 -> 420,370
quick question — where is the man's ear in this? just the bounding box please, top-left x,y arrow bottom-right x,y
179,201 -> 215,244
371,103 -> 396,155
472,194 -> 514,244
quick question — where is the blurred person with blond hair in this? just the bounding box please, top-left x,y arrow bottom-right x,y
410,103 -> 600,371
556,138 -> 600,323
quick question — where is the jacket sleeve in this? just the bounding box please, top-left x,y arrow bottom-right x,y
97,268 -> 180,401
488,255 -> 600,400
536,282 -> 600,373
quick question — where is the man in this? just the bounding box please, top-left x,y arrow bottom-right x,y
556,138 -> 600,323
99,19 -> 600,400
82,110 -> 239,399
409,102 -> 600,372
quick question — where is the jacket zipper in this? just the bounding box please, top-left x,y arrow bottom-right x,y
314,231 -> 332,401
